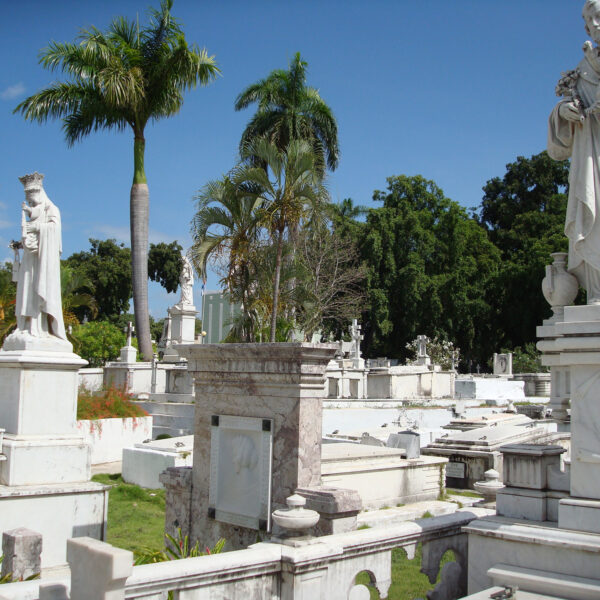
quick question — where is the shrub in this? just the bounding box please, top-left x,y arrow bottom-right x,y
71,321 -> 126,367
77,385 -> 148,420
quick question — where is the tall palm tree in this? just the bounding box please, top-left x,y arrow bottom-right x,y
14,0 -> 219,359
235,52 -> 339,174
191,176 -> 263,341
234,138 -> 328,341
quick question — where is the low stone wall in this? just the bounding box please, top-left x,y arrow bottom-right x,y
76,416 -> 153,465
77,368 -> 104,391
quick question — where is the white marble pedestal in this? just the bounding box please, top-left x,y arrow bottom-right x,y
0,346 -> 108,567
169,304 -> 197,345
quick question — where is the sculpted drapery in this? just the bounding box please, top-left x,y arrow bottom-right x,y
9,172 -> 67,345
548,0 -> 600,302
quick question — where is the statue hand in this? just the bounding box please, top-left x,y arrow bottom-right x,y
559,101 -> 583,122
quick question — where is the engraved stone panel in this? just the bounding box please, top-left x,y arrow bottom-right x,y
208,415 -> 273,530
446,462 -> 466,479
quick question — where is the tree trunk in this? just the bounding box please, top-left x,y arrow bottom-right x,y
131,134 -> 153,360
270,228 -> 284,342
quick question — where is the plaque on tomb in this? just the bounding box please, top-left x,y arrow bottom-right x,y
208,415 -> 273,530
446,461 -> 466,479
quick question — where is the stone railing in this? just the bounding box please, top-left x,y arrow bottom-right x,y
0,508 -> 491,600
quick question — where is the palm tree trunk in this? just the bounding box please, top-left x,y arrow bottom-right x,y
131,134 -> 153,360
270,228 -> 284,342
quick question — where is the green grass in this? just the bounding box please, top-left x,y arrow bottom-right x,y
356,544 -> 455,599
92,474 -> 166,554
447,489 -> 483,498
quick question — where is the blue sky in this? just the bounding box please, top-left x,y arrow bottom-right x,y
0,1 -> 586,318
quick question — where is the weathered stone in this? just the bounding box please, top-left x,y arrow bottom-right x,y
1,527 -> 41,581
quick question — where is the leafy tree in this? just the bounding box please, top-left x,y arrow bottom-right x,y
406,336 -> 459,371
477,152 -> 572,352
61,265 -> 98,346
64,239 -> 132,320
234,138 -> 328,341
15,0 -> 219,359
359,175 -> 500,366
0,262 -> 16,343
148,241 -> 183,293
191,175 -> 262,341
235,52 -> 339,173
71,320 -> 126,367
501,342 -> 546,374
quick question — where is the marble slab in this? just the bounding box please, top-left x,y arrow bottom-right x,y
209,414 -> 273,530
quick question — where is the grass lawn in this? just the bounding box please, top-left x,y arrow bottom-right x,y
356,545 -> 455,600
92,473 -> 166,555
95,473 -> 456,597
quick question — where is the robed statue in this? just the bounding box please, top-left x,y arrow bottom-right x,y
548,0 -> 600,303
3,172 -> 68,351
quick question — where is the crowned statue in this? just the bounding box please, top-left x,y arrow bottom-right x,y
3,172 -> 69,351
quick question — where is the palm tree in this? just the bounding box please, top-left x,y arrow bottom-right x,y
191,176 -> 263,341
14,0 -> 219,359
235,52 -> 339,174
234,138 -> 328,342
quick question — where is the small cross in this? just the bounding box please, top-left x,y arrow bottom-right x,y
124,321 -> 135,346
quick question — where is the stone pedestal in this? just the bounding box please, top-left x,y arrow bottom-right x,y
119,345 -> 137,364
0,347 -> 108,567
174,342 -> 337,549
0,350 -> 90,486
169,304 -> 197,345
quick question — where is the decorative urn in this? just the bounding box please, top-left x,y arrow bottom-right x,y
541,252 -> 578,321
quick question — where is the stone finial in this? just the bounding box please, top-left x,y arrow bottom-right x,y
473,468 -> 505,503
271,494 -> 320,535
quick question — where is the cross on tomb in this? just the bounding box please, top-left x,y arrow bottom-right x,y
349,318 -> 363,360
417,335 -> 428,358
124,321 -> 135,347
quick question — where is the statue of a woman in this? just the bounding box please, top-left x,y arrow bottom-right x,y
3,172 -> 68,351
178,254 -> 194,307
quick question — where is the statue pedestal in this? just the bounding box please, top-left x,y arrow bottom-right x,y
0,349 -> 90,486
169,304 -> 197,345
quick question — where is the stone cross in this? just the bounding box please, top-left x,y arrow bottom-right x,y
417,335 -> 428,358
349,319 -> 363,360
124,322 -> 134,347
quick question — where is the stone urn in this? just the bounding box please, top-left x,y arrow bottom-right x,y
473,469 -> 505,503
271,494 -> 320,536
541,252 -> 578,321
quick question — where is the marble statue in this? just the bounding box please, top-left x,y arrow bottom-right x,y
5,172 -> 67,349
548,0 -> 600,302
178,254 -> 194,306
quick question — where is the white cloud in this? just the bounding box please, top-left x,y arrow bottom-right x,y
0,82 -> 25,100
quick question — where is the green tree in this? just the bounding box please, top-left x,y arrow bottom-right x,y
359,175 -> 500,366
191,175 -> 262,341
60,265 -> 98,337
0,262 -> 17,343
478,152 -> 571,352
148,241 -> 183,294
64,239 -> 132,320
15,0 -> 219,359
234,138 -> 328,341
71,320 -> 126,367
235,52 -> 339,173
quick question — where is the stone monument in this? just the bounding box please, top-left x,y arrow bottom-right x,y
464,4 -> 600,596
415,334 -> 431,367
0,173 -> 107,567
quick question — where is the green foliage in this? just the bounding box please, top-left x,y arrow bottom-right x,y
0,262 -> 17,343
148,241 -> 184,294
478,152 -> 572,352
91,474 -> 166,555
65,239 -> 132,320
134,528 -> 225,565
235,52 -> 339,173
77,385 -> 148,420
502,342 -> 546,373
359,175 -> 500,366
71,320 -> 126,367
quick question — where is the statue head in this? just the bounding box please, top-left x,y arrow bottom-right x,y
583,0 -> 600,43
19,172 -> 46,207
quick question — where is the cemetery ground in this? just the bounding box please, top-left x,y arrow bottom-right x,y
91,471 -> 460,599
